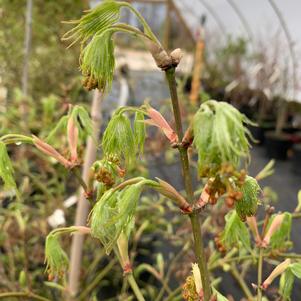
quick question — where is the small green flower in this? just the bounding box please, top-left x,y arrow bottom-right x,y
193,100 -> 254,177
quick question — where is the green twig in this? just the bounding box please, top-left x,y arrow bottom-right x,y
257,248 -> 264,301
0,292 -> 50,301
78,259 -> 117,301
127,274 -> 145,301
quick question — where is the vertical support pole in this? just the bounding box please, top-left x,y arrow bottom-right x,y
190,25 -> 205,105
163,0 -> 171,50
68,90 -> 103,297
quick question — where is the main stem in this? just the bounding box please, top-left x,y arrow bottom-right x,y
165,67 -> 211,300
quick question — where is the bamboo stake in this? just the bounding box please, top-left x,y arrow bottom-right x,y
189,26 -> 205,105
68,90 -> 103,297
163,0 -> 171,50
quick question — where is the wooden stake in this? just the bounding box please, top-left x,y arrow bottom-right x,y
68,90 -> 103,297
190,30 -> 205,105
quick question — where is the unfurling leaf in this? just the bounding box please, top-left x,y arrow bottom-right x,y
255,159 -> 275,181
220,211 -> 250,251
81,31 -> 115,92
102,113 -> 136,166
235,176 -> 260,221
63,0 -> 123,45
279,269 -> 294,301
45,227 -> 89,279
0,141 -> 18,195
45,232 -> 69,279
90,182 -> 144,254
263,212 -> 292,249
71,105 -> 94,139
192,100 -> 253,177
134,111 -> 146,154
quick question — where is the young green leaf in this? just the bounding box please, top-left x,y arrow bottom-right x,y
63,0 -> 123,44
90,182 -> 144,254
45,232 -> 69,279
46,116 -> 68,144
192,100 -> 253,177
235,176 -> 260,221
0,141 -> 18,195
220,211 -> 250,251
81,31 -> 115,92
279,270 -> 294,301
267,212 -> 292,250
102,113 -> 136,166
71,105 -> 94,138
289,262 -> 301,278
134,111 -> 146,154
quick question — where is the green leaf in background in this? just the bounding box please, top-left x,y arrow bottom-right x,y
221,211 -> 250,251
0,141 -> 18,196
279,269 -> 294,301
235,176 -> 260,221
212,287 -> 229,301
46,116 -> 68,144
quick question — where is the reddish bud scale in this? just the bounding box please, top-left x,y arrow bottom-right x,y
33,136 -> 72,168
146,107 -> 178,144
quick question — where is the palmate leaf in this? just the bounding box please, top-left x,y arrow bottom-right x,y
235,176 -> 260,221
0,141 -> 18,195
102,113 -> 136,166
81,31 -> 115,92
90,182 -> 144,254
193,100 -> 254,177
221,211 -> 251,251
63,0 -> 122,45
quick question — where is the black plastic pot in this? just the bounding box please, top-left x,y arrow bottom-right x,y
292,144 -> 301,175
265,131 -> 293,160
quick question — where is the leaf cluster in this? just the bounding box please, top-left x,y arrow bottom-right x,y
193,100 -> 253,177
